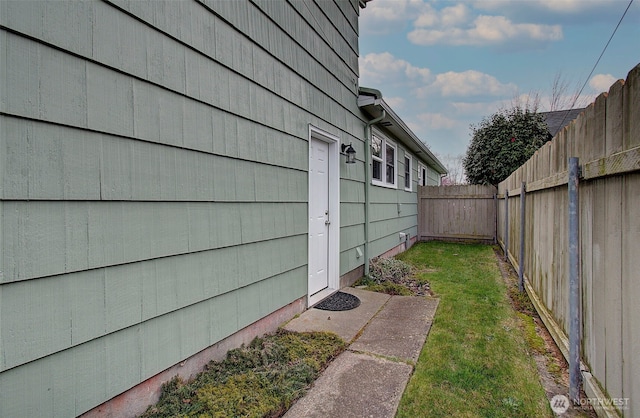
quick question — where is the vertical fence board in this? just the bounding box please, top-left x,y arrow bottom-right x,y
589,94 -> 607,162
580,182 -> 594,372
606,80 -> 624,155
623,65 -> 640,149
558,187 -> 569,333
621,173 -> 640,417
590,179 -> 606,381
603,177 -> 623,400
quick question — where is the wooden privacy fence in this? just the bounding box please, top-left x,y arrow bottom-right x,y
497,64 -> 640,417
418,184 -> 497,244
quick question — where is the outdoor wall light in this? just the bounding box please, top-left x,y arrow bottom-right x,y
341,143 -> 356,164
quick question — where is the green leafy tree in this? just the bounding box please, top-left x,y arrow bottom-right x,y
463,107 -> 549,186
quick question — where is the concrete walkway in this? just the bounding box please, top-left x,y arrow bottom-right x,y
282,287 -> 439,418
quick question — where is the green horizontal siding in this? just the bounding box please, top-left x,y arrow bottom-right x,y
339,224 -> 365,252
1,235 -> 307,371
339,225 -> 365,275
0,269 -> 306,418
365,145 -> 428,260
427,166 -> 441,185
340,202 -> 365,227
340,177 -> 366,203
369,226 -> 418,258
0,32 -> 313,157
209,0 -> 358,103
2,201 -> 306,282
369,216 -> 417,241
1,1 -> 363,142
285,0 -> 359,73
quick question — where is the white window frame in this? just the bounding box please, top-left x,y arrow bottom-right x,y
371,130 -> 397,189
404,153 -> 412,191
417,163 -> 427,186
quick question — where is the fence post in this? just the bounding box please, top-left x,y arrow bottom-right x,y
493,193 -> 497,244
504,190 -> 509,261
568,157 -> 581,402
519,182 -> 526,292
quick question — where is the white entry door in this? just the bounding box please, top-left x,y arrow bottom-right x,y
308,138 -> 330,295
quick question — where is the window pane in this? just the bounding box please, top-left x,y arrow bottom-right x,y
386,144 -> 394,165
386,144 -> 395,184
372,136 -> 382,158
386,163 -> 394,184
373,160 -> 382,180
404,157 -> 410,188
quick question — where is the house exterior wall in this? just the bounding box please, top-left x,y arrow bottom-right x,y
426,165 -> 441,185
368,145 -> 422,258
338,125 -> 441,268
0,1 -> 363,416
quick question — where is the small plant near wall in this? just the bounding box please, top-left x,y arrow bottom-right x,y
356,257 -> 432,296
369,257 -> 413,284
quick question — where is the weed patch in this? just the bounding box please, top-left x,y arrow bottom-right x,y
140,330 -> 345,418
355,256 -> 432,296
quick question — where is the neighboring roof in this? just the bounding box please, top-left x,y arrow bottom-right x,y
358,87 -> 448,175
540,108 -> 585,137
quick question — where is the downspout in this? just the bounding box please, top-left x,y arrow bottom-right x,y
364,108 -> 385,276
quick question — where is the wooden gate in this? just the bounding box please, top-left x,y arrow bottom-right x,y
418,185 -> 497,243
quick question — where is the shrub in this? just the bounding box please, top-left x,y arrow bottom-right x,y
369,257 -> 413,284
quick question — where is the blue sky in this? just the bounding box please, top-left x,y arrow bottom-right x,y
358,0 -> 640,161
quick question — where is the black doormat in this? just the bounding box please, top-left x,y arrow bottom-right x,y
314,291 -> 361,311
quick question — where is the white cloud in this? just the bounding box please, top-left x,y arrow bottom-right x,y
471,0 -> 632,24
415,4 -> 470,28
535,0 -> 597,13
419,70 -> 517,97
363,0 -> 566,47
474,0 -> 592,13
359,52 -> 431,86
362,0 -> 426,22
360,0 -> 431,34
589,73 -> 618,93
408,14 -> 562,46
417,113 -> 457,130
360,53 -> 516,100
477,0 -> 623,13
441,4 -> 471,27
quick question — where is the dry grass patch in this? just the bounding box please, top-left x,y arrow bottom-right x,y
140,330 -> 345,418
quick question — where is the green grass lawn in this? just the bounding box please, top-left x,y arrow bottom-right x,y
396,242 -> 552,418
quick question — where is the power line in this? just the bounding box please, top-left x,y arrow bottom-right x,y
556,0 -> 634,130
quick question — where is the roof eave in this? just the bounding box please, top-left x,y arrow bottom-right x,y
358,88 -> 448,174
